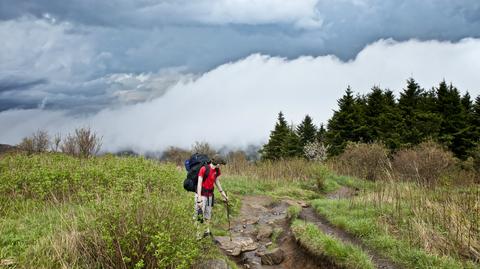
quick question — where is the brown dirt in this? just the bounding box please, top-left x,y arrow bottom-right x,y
222,195 -> 328,269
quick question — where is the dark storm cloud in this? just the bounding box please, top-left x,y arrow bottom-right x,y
0,78 -> 48,93
1,0 -> 480,114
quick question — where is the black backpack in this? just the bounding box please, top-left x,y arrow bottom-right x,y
183,153 -> 211,192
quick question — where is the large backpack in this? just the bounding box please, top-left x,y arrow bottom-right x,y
183,153 -> 211,192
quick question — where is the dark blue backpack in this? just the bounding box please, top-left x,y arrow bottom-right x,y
183,153 -> 211,192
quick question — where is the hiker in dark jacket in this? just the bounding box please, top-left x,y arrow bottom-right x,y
196,154 -> 228,237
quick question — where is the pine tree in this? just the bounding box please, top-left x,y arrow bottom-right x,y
316,124 -> 327,143
297,115 -> 317,150
284,124 -> 303,158
260,111 -> 289,160
398,78 -> 424,145
326,86 -> 365,155
378,89 -> 402,149
364,86 -> 386,142
471,95 -> 480,148
436,81 -> 472,158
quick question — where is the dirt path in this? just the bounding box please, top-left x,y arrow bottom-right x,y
216,195 -> 329,269
216,189 -> 399,269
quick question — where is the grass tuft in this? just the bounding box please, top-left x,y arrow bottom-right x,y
291,220 -> 375,269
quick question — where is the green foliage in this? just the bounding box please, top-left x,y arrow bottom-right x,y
307,165 -> 329,191
287,205 -> 301,220
326,86 -> 367,155
291,220 -> 375,269
0,153 -> 206,268
284,125 -> 303,158
297,114 -> 317,150
260,111 -> 290,160
322,78 -> 480,160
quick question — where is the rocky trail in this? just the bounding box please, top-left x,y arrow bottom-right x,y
214,188 -> 400,269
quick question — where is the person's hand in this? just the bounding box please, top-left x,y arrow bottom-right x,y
197,200 -> 203,210
221,191 -> 228,202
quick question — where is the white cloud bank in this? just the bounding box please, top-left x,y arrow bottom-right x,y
1,38 -> 480,152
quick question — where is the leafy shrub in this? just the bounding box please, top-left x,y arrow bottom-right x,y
331,142 -> 390,181
308,165 -> 329,191
0,154 -> 202,268
392,141 -> 456,185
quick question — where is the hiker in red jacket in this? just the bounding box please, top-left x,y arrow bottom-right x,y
196,154 -> 228,237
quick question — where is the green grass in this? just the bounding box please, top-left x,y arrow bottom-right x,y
311,199 -> 479,269
291,219 -> 375,269
0,153 -> 231,268
221,175 -> 320,200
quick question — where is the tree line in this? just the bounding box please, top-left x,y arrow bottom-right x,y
261,78 -> 480,160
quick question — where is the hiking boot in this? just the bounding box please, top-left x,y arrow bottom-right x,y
203,229 -> 211,237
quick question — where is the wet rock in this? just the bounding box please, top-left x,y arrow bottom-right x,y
256,225 -> 273,240
197,259 -> 231,269
242,217 -> 259,225
241,251 -> 262,269
215,236 -> 258,256
260,248 -> 285,265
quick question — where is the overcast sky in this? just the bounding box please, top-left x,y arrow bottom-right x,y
1,0 -> 480,152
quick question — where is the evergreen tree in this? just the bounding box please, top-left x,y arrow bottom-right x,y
398,78 -> 424,145
260,111 -> 289,160
378,89 -> 402,149
326,86 -> 366,155
436,81 -> 472,158
297,115 -> 317,150
364,86 -> 390,142
472,96 -> 480,145
284,124 -> 303,158
316,124 -> 327,143
416,88 -> 442,141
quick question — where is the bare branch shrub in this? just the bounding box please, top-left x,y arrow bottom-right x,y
331,142 -> 390,181
51,133 -> 62,152
162,146 -> 191,166
17,130 -> 50,154
303,141 -> 329,162
191,141 -> 216,157
60,133 -> 78,156
392,141 -> 456,185
75,128 -> 102,158
60,128 -> 102,157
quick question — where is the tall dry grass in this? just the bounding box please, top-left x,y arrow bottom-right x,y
223,157 -> 319,182
329,141 -> 480,263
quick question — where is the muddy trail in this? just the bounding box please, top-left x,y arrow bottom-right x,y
215,196 -> 325,269
215,190 -> 400,269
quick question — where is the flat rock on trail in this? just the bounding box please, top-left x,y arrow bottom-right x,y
215,195 -> 327,269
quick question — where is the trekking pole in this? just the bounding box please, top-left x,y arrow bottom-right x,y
225,192 -> 232,241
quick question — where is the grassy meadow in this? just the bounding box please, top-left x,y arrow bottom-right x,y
0,153 -> 231,269
1,145 -> 479,269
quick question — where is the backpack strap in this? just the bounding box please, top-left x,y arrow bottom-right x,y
204,164 -> 210,179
